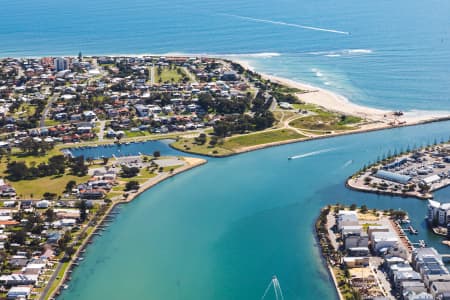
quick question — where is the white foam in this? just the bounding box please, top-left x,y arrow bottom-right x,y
308,49 -> 373,57
346,49 -> 373,54
223,52 -> 281,58
311,68 -> 324,78
221,14 -> 350,35
403,110 -> 450,118
289,148 -> 337,160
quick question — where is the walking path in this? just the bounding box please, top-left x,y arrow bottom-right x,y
97,120 -> 106,141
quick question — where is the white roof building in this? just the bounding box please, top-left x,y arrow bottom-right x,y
423,174 -> 441,185
337,210 -> 358,231
7,286 -> 31,299
371,231 -> 399,252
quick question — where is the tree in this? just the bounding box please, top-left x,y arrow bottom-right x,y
65,180 -> 77,193
125,180 -> 140,191
120,165 -> 140,178
48,155 -> 66,174
6,161 -> 28,180
43,192 -> 57,200
349,204 -> 357,211
102,157 -> 109,165
45,208 -> 56,223
66,246 -> 76,257
70,156 -> 88,176
195,133 -> 207,145
78,200 -> 88,222
10,229 -> 27,245
390,210 -> 407,220
58,231 -> 72,251
153,151 -> 161,158
360,205 -> 368,213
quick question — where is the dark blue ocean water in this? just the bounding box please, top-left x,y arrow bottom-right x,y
2,0 -> 450,111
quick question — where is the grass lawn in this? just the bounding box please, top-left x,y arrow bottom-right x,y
289,113 -> 361,131
14,104 -> 36,118
290,103 -> 363,131
11,174 -> 91,199
44,119 -> 61,127
171,129 -> 306,155
155,67 -> 187,83
44,262 -> 70,299
171,137 -> 234,156
161,165 -> 183,172
222,129 -> 306,149
273,111 -> 298,123
125,130 -> 151,138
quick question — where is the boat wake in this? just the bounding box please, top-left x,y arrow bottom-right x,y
220,14 -> 350,35
288,148 -> 336,160
342,160 -> 353,168
261,276 -> 284,300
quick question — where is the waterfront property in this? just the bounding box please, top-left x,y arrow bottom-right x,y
315,205 -> 450,299
347,144 -> 450,199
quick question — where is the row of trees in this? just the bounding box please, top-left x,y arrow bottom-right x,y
213,111 -> 276,137
197,93 -> 252,114
18,138 -> 54,156
6,155 -> 88,181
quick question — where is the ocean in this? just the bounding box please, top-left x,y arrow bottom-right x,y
2,0 -> 450,111
2,0 -> 450,299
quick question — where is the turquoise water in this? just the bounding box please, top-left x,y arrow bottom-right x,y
3,1 -> 450,299
59,121 -> 450,300
69,139 -> 179,159
2,0 -> 450,111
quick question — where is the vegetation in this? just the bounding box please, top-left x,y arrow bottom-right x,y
289,111 -> 362,131
223,129 -> 305,148
6,155 -> 66,181
154,66 -> 189,83
11,174 -> 90,199
125,180 -> 140,191
120,165 -> 140,178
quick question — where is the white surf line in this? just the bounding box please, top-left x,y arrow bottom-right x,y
221,14 -> 349,35
289,148 -> 337,160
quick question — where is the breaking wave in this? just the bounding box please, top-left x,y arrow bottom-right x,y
308,49 -> 374,57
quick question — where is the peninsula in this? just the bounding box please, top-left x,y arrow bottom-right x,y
0,54 -> 448,299
317,204 -> 450,299
347,142 -> 450,199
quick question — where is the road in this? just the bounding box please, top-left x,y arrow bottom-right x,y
39,221 -> 92,300
40,93 -> 59,128
97,120 -> 106,141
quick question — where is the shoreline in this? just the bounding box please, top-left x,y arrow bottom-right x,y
46,157 -> 207,300
170,114 -> 450,159
234,58 -> 450,126
169,57 -> 450,158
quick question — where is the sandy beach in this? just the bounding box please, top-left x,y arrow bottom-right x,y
234,59 -> 450,129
